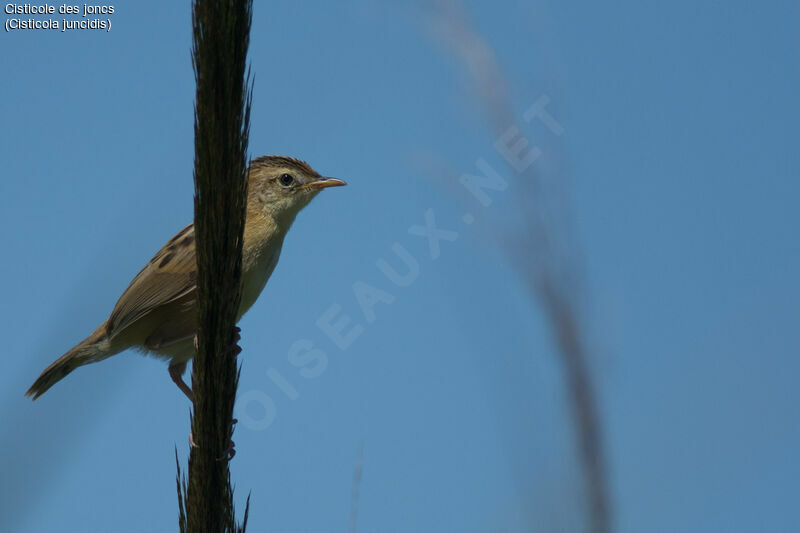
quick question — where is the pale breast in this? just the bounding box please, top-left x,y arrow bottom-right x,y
238,240 -> 282,319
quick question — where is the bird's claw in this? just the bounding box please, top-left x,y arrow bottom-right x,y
220,417 -> 238,460
217,440 -> 236,461
229,326 -> 242,357
189,419 -> 238,460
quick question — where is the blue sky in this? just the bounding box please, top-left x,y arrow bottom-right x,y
1,1 -> 798,532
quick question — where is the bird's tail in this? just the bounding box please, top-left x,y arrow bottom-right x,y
26,322 -> 113,400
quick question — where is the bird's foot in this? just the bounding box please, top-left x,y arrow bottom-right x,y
229,326 -> 242,357
217,439 -> 236,461
188,419 -> 238,460
217,417 -> 238,460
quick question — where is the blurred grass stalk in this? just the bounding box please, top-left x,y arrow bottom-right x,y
423,2 -> 612,532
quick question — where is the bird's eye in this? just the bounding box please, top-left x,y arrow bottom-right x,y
279,173 -> 294,187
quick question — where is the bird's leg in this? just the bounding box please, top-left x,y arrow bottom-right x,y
168,362 -> 194,403
231,326 -> 241,353
184,327 -> 242,459
217,326 -> 241,460
170,361 -> 198,447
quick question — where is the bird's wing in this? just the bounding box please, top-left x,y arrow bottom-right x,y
107,224 -> 198,336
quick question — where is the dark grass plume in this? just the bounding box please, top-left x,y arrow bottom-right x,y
176,0 -> 254,531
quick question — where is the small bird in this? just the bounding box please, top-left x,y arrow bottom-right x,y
26,155 -> 345,401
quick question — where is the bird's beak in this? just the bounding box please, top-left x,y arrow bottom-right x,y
303,177 -> 347,190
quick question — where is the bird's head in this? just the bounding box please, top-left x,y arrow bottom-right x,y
247,155 -> 346,227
